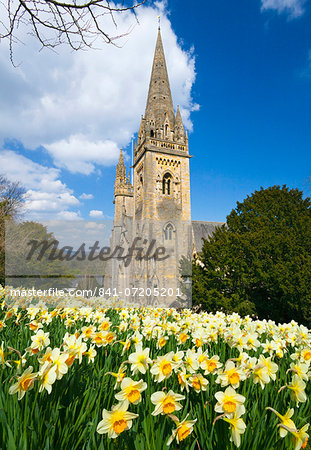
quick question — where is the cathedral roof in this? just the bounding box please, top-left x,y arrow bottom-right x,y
144,28 -> 175,128
192,221 -> 225,253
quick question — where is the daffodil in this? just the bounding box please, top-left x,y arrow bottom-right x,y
178,332 -> 189,345
38,362 -> 57,394
150,352 -> 175,382
81,325 -> 96,340
222,410 -> 246,448
266,407 -> 296,438
30,330 -> 50,351
84,345 -> 97,364
289,362 -> 309,381
259,355 -> 278,381
0,341 -> 6,366
287,375 -> 307,406
202,354 -> 222,374
151,390 -> 185,416
115,377 -> 147,405
252,363 -> 270,389
279,423 -> 309,450
215,386 -> 246,417
166,414 -> 197,446
91,331 -> 106,347
189,374 -> 208,393
128,344 -> 152,374
9,366 -> 37,400
157,336 -> 169,349
96,402 -> 139,439
184,349 -> 199,373
106,364 -> 127,389
171,349 -> 184,369
177,369 -> 190,392
216,361 -> 245,388
50,348 -> 69,379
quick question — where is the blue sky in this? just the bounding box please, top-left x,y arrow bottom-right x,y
0,0 -> 310,222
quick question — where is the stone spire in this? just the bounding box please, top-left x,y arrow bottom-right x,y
116,148 -> 126,180
134,28 -> 188,163
174,105 -> 184,142
114,149 -> 133,202
144,28 -> 175,129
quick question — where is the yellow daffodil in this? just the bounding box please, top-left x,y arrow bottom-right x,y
96,402 -> 139,439
266,407 -> 296,438
151,390 -> 185,416
9,366 -> 37,400
150,352 -> 175,382
202,355 -> 222,374
222,410 -> 247,448
166,414 -> 197,446
38,362 -> 57,394
50,348 -> 69,379
115,377 -> 147,405
279,423 -> 309,450
30,330 -> 50,351
287,375 -> 307,406
128,344 -> 152,374
177,369 -> 191,393
189,374 -> 208,393
83,345 -> 97,364
216,361 -> 245,388
106,365 -> 127,389
215,386 -> 246,417
184,349 -> 199,373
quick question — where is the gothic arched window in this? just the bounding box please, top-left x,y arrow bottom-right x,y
162,173 -> 172,195
164,223 -> 174,240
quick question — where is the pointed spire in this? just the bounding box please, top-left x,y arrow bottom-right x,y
144,28 -> 175,129
114,149 -> 133,201
116,148 -> 126,180
175,105 -> 184,128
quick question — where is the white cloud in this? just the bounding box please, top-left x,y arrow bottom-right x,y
0,149 -> 80,219
0,2 -> 198,174
45,134 -> 120,174
261,0 -> 306,18
41,220 -> 112,247
89,210 -> 104,218
56,211 -> 81,221
25,190 -> 79,211
79,193 -> 94,200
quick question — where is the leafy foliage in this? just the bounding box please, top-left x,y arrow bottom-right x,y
0,175 -> 25,285
192,186 -> 311,325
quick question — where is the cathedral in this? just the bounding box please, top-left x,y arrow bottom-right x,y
107,27 -> 223,305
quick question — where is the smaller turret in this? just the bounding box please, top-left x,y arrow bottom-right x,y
114,149 -> 133,203
174,105 -> 185,143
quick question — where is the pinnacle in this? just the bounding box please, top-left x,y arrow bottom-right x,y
116,148 -> 126,179
144,28 -> 175,128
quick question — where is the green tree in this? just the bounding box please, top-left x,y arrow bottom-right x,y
5,220 -> 79,291
192,186 -> 311,326
0,175 -> 25,285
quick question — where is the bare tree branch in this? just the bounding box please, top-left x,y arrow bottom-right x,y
0,0 -> 147,63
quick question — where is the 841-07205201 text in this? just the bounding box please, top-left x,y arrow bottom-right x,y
95,287 -> 182,298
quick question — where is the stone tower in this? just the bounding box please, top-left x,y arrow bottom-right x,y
109,27 -> 193,305
132,27 -> 192,304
